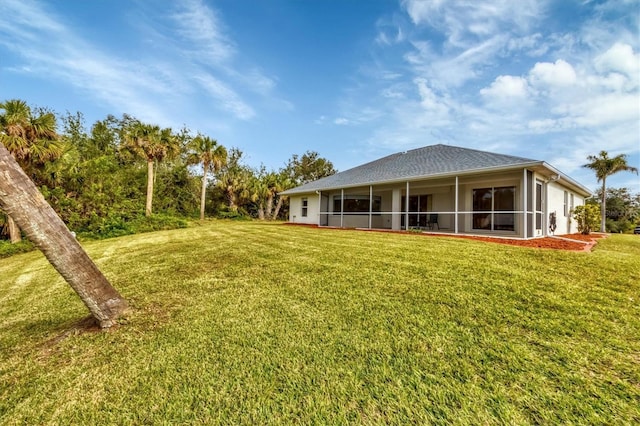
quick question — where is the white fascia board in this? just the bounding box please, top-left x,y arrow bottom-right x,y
283,162 -> 547,195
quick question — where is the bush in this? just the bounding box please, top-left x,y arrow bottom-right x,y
606,218 -> 635,234
573,204 -> 600,234
78,214 -> 189,240
0,240 -> 35,259
216,206 -> 252,220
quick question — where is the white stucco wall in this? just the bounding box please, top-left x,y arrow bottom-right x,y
546,181 -> 585,235
287,171 -> 588,236
289,195 -> 319,225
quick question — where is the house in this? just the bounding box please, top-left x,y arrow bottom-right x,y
281,144 -> 591,239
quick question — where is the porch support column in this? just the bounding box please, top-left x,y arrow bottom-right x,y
368,185 -> 373,229
391,188 -> 402,230
523,169 -> 528,239
317,191 -> 322,226
405,181 -> 410,230
340,189 -> 344,228
454,176 -> 459,234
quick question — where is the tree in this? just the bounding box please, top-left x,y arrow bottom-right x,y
583,151 -> 638,232
588,187 -> 640,233
188,135 -> 227,220
0,142 -> 128,327
269,172 -> 294,220
0,99 -> 65,243
284,151 -> 336,185
216,148 -> 252,213
123,122 -> 179,216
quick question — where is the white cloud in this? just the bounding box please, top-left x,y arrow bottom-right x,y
567,93 -> 640,127
480,75 -> 529,100
0,0 -> 284,124
529,59 -> 577,87
334,117 -> 349,125
594,42 -> 640,78
170,0 -> 234,63
381,88 -> 405,99
414,78 -> 450,121
402,0 -> 545,47
406,34 -> 508,89
194,74 -> 254,120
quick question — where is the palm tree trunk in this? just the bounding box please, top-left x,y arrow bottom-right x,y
272,195 -> 287,221
265,194 -> 274,220
200,167 -> 208,221
600,179 -> 606,232
227,188 -> 237,212
0,143 -> 128,328
146,159 -> 154,217
7,214 -> 21,243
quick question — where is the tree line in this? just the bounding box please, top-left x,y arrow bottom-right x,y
2,99 -> 639,243
0,99 -> 336,242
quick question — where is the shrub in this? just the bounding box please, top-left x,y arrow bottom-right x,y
0,240 -> 35,259
606,218 -> 635,233
78,214 -> 189,240
573,204 -> 600,234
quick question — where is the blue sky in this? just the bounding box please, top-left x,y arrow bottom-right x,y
1,0 -> 639,193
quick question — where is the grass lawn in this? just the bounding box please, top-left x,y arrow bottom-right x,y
0,221 -> 638,424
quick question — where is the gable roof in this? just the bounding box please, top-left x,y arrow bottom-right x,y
282,144 -> 591,196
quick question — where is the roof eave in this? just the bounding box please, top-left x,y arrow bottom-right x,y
282,162 -> 548,195
537,162 -> 593,197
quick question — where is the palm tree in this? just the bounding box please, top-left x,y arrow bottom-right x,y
0,99 -> 64,242
216,148 -> 251,213
188,135 -> 227,220
0,142 -> 128,327
249,171 -> 270,220
123,122 -> 179,216
583,151 -> 638,232
271,173 -> 294,220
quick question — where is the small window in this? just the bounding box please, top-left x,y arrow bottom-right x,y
301,198 -> 308,217
570,194 -> 574,214
563,191 -> 568,217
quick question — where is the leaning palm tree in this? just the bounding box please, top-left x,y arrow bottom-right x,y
583,151 -> 638,232
0,142 -> 128,327
0,99 -> 64,242
123,122 -> 179,216
188,135 -> 227,220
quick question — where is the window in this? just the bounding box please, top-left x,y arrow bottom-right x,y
472,186 -> 515,231
535,182 -> 543,230
333,195 -> 381,214
401,194 -> 432,227
301,197 -> 308,217
563,191 -> 569,217
570,193 -> 574,214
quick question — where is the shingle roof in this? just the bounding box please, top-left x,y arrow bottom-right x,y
283,144 -> 542,195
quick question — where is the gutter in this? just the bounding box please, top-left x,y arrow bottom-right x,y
282,161 -> 547,195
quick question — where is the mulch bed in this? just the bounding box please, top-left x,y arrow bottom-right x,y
442,234 -> 603,251
283,223 -> 605,252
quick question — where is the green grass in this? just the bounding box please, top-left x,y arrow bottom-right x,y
1,221 -> 638,424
